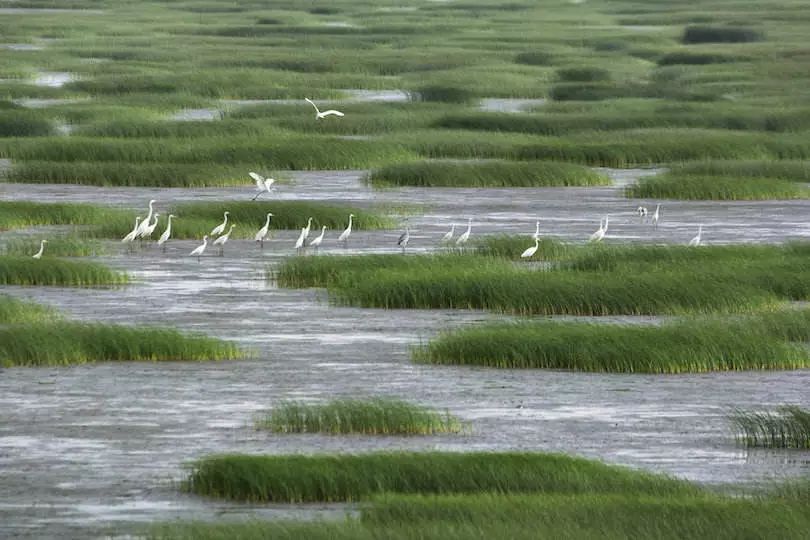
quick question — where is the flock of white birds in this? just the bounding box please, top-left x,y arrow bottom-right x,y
27,97 -> 704,260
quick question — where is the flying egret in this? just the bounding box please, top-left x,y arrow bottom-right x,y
532,220 -> 541,240
294,227 -> 307,252
309,226 -> 327,249
521,237 -> 539,259
651,204 -> 661,229
688,224 -> 703,247
213,224 -> 235,255
122,216 -> 142,243
32,239 -> 47,259
397,226 -> 410,252
140,213 -> 160,241
455,218 -> 472,246
302,217 -> 313,240
211,211 -> 230,236
255,212 -> 273,248
441,223 -> 455,243
190,235 -> 208,262
337,213 -> 354,245
136,199 -> 156,236
249,172 -> 276,201
157,214 -> 176,252
304,97 -> 345,119
589,215 -> 609,243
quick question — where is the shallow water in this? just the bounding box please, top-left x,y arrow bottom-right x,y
479,98 -> 547,113
168,108 -> 220,121
3,170 -> 810,537
33,72 -> 74,88
1,43 -> 44,51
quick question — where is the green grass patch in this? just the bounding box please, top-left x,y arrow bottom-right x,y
0,201 -> 121,231
473,234 -> 570,260
627,173 -> 809,200
368,160 -> 608,188
185,451 -> 699,503
2,236 -> 106,257
730,405 -> 810,448
257,398 -> 463,435
0,294 -> 57,324
415,312 -> 810,373
0,256 -> 127,286
673,160 -> 810,181
0,322 -> 241,367
682,25 -> 763,44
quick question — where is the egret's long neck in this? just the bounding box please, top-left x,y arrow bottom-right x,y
535,221 -> 540,234
347,215 -> 353,231
223,214 -> 228,225
310,100 -> 321,114
36,241 -> 45,256
264,214 -> 271,228
450,224 -> 455,233
604,216 -> 609,231
466,220 -> 471,234
167,215 -> 173,230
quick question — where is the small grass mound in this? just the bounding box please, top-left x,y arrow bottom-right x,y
0,322 -> 241,367
415,313 -> 810,373
0,295 -> 57,324
682,25 -> 763,44
0,201 -> 122,231
411,86 -> 474,104
473,235 -> 570,260
730,406 -> 810,449
185,451 -> 698,502
368,160 -> 608,188
0,256 -> 127,287
627,174 -> 809,200
257,398 -> 463,435
3,237 -> 105,257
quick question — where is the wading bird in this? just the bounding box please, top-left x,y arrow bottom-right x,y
636,206 -> 648,219
213,224 -> 235,255
135,199 -> 156,237
255,212 -> 273,248
32,239 -> 47,259
338,213 -> 354,245
456,218 -> 472,246
249,172 -> 275,201
210,211 -> 230,237
304,97 -> 345,119
302,217 -> 314,241
589,215 -> 609,243
309,226 -> 327,249
122,216 -> 142,244
294,227 -> 308,252
398,226 -> 410,252
688,224 -> 703,247
140,213 -> 159,241
441,223 -> 455,243
533,220 -> 541,240
521,237 -> 539,259
157,214 -> 176,252
651,204 -> 661,229
190,235 -> 208,262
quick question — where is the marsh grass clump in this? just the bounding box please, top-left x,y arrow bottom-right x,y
0,294 -> 57,324
473,235 -> 570,260
3,237 -> 105,257
514,51 -> 554,66
368,160 -> 608,188
682,25 -> 763,44
415,316 -> 810,373
0,322 -> 241,367
0,201 -> 124,231
184,451 -> 698,503
730,406 -> 810,448
0,256 -> 127,287
412,86 -> 474,104
627,174 -> 809,200
0,111 -> 54,137
555,67 -> 611,82
657,52 -> 746,66
257,398 -> 463,435
674,160 -> 810,181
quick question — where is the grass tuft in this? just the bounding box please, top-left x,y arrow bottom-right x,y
730,406 -> 810,448
0,256 -> 127,287
0,294 -> 57,324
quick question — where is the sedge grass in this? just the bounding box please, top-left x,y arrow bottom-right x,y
415,314 -> 810,373
0,201 -> 124,230
0,256 -> 127,287
2,237 -> 105,257
0,294 -> 57,324
627,173 -> 809,200
0,322 -> 241,367
730,406 -> 810,449
257,398 -> 463,435
368,160 -> 608,188
473,235 -> 570,260
184,451 -> 698,503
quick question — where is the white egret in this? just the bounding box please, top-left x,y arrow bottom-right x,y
337,213 -> 354,245
294,227 -> 307,251
636,206 -> 648,219
441,223 -> 455,243
397,226 -> 410,252
309,226 -> 327,249
521,237 -> 539,259
140,213 -> 160,240
210,211 -> 230,236
304,97 -> 345,119
122,216 -> 142,243
32,239 -> 47,259
249,171 -> 276,200
589,215 -> 609,243
190,235 -> 208,262
135,199 -> 156,236
532,220 -> 540,240
213,224 -> 235,255
302,217 -> 313,240
254,212 -> 273,248
157,214 -> 176,252
688,224 -> 703,247
455,218 -> 472,246
651,204 -> 661,229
